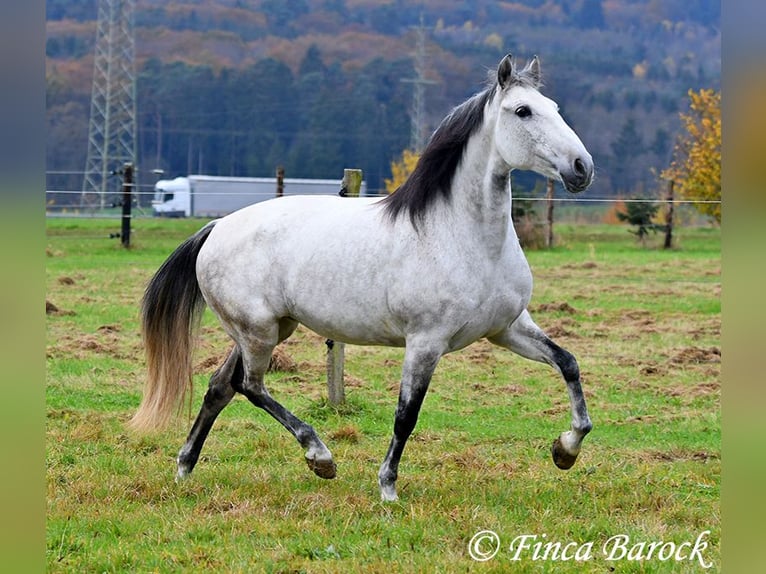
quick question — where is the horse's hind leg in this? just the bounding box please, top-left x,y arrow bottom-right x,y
489,310 -> 592,469
176,346 -> 241,480
235,328 -> 336,479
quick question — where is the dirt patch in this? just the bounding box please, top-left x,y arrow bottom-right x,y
441,447 -> 486,470
639,363 -> 668,376
643,449 -> 719,463
622,309 -> 652,320
562,261 -> 598,270
687,320 -> 721,340
195,354 -> 224,373
541,403 -> 568,416
342,375 -> 365,388
670,346 -> 721,365
47,325 -> 143,362
666,380 -> 720,398
97,324 -> 122,333
545,323 -> 580,339
268,347 -> 298,373
497,384 -> 525,396
328,425 -> 361,443
470,381 -> 525,395
58,276 -> 76,286
534,301 -> 578,314
411,430 -> 443,443
465,345 -> 495,364
46,300 -> 75,316
624,414 -> 661,424
80,337 -> 110,353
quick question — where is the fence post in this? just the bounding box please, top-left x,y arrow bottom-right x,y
121,162 -> 134,248
663,179 -> 674,250
326,168 -> 363,406
326,339 -> 345,405
545,178 -> 555,248
276,165 -> 284,198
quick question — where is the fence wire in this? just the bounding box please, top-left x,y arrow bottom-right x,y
45,170 -> 722,218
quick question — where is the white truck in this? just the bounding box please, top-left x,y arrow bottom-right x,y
151,175 -> 365,217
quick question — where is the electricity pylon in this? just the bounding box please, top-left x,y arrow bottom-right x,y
81,0 -> 137,209
401,16 -> 437,153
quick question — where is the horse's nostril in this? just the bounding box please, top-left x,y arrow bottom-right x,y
574,158 -> 585,177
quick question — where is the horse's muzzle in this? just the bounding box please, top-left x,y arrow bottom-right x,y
562,156 -> 594,194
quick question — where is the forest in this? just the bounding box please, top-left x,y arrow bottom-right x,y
46,0 -> 720,200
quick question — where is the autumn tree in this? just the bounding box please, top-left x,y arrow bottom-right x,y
662,89 -> 721,223
384,149 -> 420,194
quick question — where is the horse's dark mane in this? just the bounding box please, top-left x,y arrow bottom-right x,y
382,86 -> 497,228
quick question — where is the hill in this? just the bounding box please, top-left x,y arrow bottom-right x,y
46,0 -> 720,198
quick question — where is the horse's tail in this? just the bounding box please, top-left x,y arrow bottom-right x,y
129,221 -> 217,433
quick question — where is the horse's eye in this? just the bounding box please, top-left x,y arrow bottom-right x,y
515,105 -> 532,118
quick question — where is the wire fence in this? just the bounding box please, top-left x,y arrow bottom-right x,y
45,171 -> 721,219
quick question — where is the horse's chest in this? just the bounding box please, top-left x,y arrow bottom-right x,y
422,252 -> 532,345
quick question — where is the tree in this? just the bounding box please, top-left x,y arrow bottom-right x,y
662,89 -> 721,223
384,149 -> 419,194
616,200 -> 664,245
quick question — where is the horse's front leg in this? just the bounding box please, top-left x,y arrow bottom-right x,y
489,309 -> 592,469
378,339 -> 444,501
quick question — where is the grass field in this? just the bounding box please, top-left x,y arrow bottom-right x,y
46,217 -> 720,572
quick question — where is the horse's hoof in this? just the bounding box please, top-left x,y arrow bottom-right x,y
306,456 -> 337,479
551,437 -> 578,470
378,479 -> 399,502
175,458 -> 194,482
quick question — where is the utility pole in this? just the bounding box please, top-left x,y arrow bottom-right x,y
401,16 -> 437,153
82,0 -> 137,211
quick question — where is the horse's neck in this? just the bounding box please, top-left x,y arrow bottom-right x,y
446,121 -> 516,253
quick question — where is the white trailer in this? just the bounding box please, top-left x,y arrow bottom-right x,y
152,175 -> 364,217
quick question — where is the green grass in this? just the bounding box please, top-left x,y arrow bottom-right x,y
46,218 -> 720,572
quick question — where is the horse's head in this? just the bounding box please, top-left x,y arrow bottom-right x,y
492,54 -> 593,194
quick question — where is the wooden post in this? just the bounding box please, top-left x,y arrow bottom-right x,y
663,179 -> 674,250
276,165 -> 284,198
545,178 -> 555,248
326,168 -> 363,405
121,162 -> 133,248
326,339 -> 345,405
340,168 -> 362,197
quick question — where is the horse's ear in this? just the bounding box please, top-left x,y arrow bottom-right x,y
525,55 -> 542,87
497,54 -> 515,89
